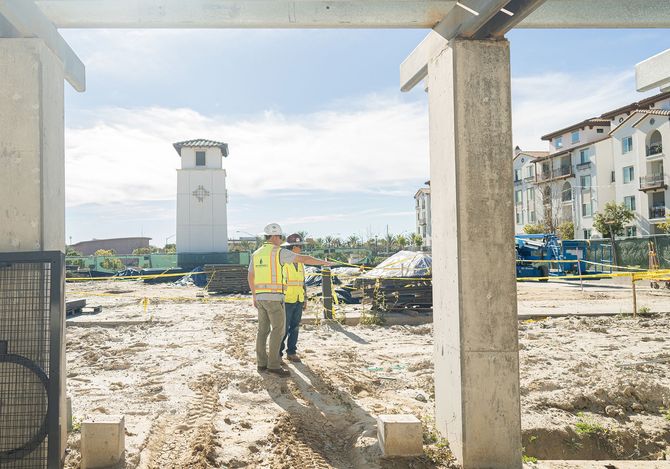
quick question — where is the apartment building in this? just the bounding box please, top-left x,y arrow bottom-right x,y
605,93 -> 670,236
516,91 -> 670,238
414,181 -> 432,249
513,148 -> 547,233
535,118 -> 614,239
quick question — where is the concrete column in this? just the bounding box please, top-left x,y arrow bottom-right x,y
428,38 -> 521,468
0,38 -> 65,251
0,38 -> 67,462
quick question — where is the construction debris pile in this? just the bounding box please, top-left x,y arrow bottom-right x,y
205,264 -> 251,294
353,251 -> 432,314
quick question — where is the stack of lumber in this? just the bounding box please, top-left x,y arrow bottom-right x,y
205,264 -> 250,294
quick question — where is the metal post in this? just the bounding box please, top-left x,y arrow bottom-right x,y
577,254 -> 584,292
632,274 -> 638,318
609,225 -> 618,267
322,267 -> 333,319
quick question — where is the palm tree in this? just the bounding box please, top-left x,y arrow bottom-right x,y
347,234 -> 360,248
314,238 -> 325,249
396,235 -> 408,250
410,233 -> 423,249
324,235 -> 334,248
297,230 -> 308,241
332,237 -> 342,248
385,233 -> 395,252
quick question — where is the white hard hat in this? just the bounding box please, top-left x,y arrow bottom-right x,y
262,223 -> 284,236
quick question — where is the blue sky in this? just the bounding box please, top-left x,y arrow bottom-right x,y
61,28 -> 669,245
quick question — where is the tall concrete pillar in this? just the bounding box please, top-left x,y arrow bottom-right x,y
428,38 -> 521,468
0,38 -> 67,462
0,38 -> 65,251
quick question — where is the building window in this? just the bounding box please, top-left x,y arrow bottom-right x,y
611,171 -> 616,183
579,148 -> 590,164
622,136 -> 633,154
561,182 -> 572,201
516,211 -> 523,224
582,200 -> 593,217
526,166 -> 535,178
195,151 -> 206,166
555,137 -> 563,149
623,166 -> 635,184
580,175 -> 591,191
515,190 -> 522,205
583,229 -> 592,239
514,169 -> 521,181
527,188 -> 535,202
624,195 -> 636,211
626,226 -> 637,237
571,131 -> 580,144
597,128 -> 604,134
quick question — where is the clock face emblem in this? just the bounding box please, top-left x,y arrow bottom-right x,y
192,185 -> 210,202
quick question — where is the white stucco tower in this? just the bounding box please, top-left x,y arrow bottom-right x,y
175,139 -> 229,256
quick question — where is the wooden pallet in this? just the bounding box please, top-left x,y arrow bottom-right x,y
205,264 -> 251,294
66,299 -> 103,316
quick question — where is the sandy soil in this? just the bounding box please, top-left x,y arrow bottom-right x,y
62,280 -> 670,468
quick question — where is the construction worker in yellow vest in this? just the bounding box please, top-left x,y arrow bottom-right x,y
248,223 -> 332,377
279,233 -> 306,363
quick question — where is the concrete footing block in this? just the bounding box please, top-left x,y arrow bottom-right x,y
81,415 -> 125,469
377,414 -> 423,457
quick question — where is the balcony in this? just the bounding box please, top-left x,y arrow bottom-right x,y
576,161 -> 592,170
646,144 -> 663,157
514,178 -> 522,185
524,175 -> 535,183
536,165 -> 574,182
649,206 -> 666,220
639,174 -> 668,192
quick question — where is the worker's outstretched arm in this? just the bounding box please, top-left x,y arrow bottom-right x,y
295,255 -> 333,267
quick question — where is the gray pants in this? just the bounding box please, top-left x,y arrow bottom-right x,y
256,300 -> 286,370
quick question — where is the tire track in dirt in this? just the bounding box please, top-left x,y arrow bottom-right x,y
137,373 -> 222,469
267,364 -> 371,469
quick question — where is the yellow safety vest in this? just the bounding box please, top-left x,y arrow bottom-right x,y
252,243 -> 283,295
283,262 -> 305,303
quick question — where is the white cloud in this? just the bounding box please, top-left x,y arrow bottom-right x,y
65,95 -> 429,207
511,69 -> 654,150
65,68 -> 656,211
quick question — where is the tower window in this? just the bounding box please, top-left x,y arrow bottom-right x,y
196,151 -> 206,166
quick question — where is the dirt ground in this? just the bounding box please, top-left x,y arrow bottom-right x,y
62,279 -> 670,468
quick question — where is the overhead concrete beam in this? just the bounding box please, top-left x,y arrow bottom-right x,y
33,0 -> 670,29
35,0 -> 456,28
636,48 -> 670,93
0,0 -> 85,91
519,0 -> 670,28
400,30 -> 447,92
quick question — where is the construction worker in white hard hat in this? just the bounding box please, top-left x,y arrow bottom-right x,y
279,233 -> 306,363
248,223 -> 332,377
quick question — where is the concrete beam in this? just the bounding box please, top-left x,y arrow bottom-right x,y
33,0 -> 670,29
636,48 -> 670,92
519,0 -> 670,28
400,30 -> 447,92
0,0 -> 85,91
35,0 -> 456,28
